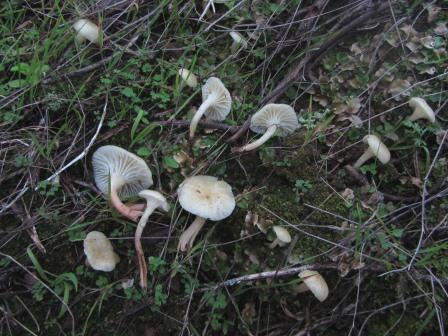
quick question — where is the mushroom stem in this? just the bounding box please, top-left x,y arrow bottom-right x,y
135,203 -> 158,289
178,216 -> 207,252
110,187 -> 143,222
233,125 -> 277,152
353,148 -> 374,169
269,238 -> 280,249
189,94 -> 217,138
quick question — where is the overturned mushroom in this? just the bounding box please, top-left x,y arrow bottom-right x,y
135,190 -> 170,288
189,77 -> 231,138
233,104 -> 299,152
298,270 -> 329,302
92,145 -> 153,221
178,68 -> 198,89
269,226 -> 291,248
353,135 -> 391,169
177,175 -> 235,251
84,231 -> 120,272
408,97 -> 436,122
73,19 -> 101,44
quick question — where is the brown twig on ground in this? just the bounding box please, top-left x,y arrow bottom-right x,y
154,119 -> 240,133
196,264 -> 337,293
225,118 -> 251,143
10,203 -> 46,253
344,164 -> 370,186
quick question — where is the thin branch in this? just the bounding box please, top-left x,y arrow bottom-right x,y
196,264 -> 337,293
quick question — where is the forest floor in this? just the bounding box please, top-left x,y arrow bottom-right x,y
1,0 -> 447,335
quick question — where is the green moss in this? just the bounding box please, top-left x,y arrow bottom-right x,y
302,184 -> 349,225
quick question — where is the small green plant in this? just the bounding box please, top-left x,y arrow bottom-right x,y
294,179 -> 313,192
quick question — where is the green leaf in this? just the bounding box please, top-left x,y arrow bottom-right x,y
137,146 -> 152,157
164,156 -> 179,169
8,79 -> 26,88
58,272 -> 78,291
27,247 -> 50,282
10,62 -> 30,75
377,232 -> 391,250
392,228 -> 404,238
131,107 -> 146,141
121,87 -> 136,98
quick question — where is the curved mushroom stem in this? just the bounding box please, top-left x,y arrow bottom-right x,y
268,238 -> 280,249
178,216 -> 207,252
407,111 -> 420,122
189,94 -> 217,138
233,125 -> 277,153
353,148 -> 374,169
127,203 -> 146,211
110,187 -> 143,222
135,203 -> 158,289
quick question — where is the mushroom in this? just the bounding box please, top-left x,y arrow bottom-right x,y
73,19 -> 101,44
189,77 -> 232,138
269,226 -> 291,248
408,97 -> 436,122
230,31 -> 248,51
178,68 -> 198,89
353,135 -> 391,169
177,175 -> 235,251
92,145 -> 153,221
135,190 -> 170,288
84,231 -> 120,272
233,104 -> 300,152
298,270 -> 329,302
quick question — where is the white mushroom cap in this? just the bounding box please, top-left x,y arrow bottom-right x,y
84,231 -> 120,272
408,97 -> 436,122
272,226 -> 291,243
138,190 -> 170,212
177,175 -> 235,221
73,19 -> 100,44
250,104 -> 300,137
230,31 -> 248,48
178,68 -> 198,89
201,77 -> 232,121
92,145 -> 153,198
363,135 -> 391,164
299,270 -> 329,302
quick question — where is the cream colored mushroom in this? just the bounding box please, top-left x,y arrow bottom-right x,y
408,97 -> 436,122
353,135 -> 391,169
230,31 -> 248,51
298,270 -> 329,302
92,145 -> 153,221
189,77 -> 231,138
177,175 -> 235,251
269,226 -> 291,248
73,19 -> 100,44
135,190 -> 170,288
178,68 -> 198,89
233,104 -> 300,152
84,231 -> 120,272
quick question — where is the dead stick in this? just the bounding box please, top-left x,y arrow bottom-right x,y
154,119 -> 240,133
196,264 -> 337,293
226,118 -> 251,143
